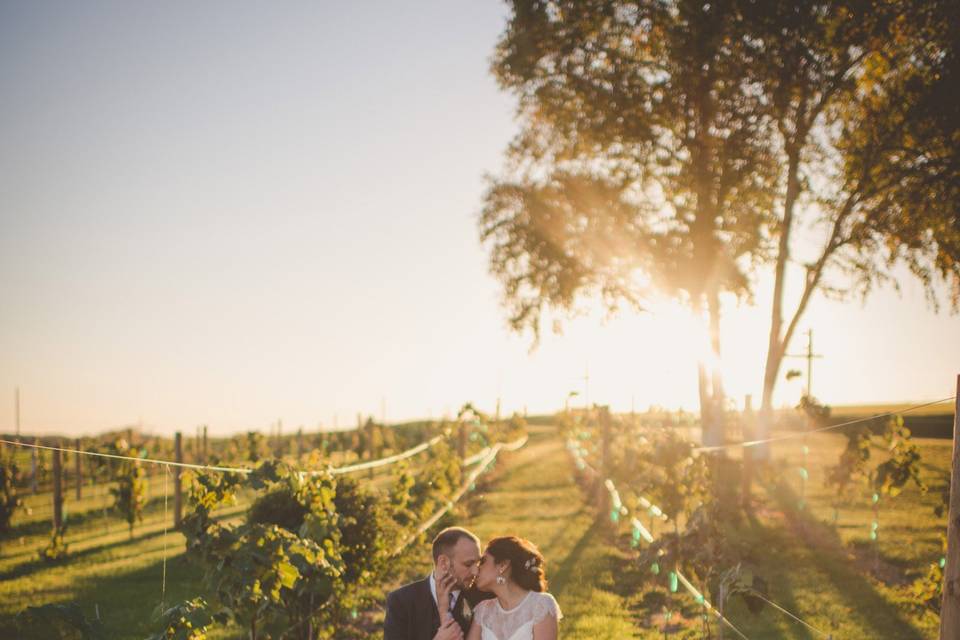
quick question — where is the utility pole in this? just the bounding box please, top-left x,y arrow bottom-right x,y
14,387 -> 20,438
785,329 -> 824,397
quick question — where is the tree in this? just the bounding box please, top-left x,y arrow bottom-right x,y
742,0 -> 960,456
483,0 -> 960,455
482,0 -> 779,446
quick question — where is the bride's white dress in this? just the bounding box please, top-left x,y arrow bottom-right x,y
472,590 -> 562,640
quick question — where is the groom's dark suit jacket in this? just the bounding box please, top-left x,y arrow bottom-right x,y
383,577 -> 494,640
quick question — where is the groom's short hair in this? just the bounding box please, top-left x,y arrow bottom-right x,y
432,527 -> 480,562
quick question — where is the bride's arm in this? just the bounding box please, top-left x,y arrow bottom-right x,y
466,618 -> 482,640
532,615 -> 558,640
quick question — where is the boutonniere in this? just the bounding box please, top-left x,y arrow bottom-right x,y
462,600 -> 473,621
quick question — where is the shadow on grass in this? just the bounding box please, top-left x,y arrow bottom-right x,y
12,554 -> 211,640
6,492 -> 181,539
0,503 -> 245,581
0,523 -> 174,581
723,510 -> 824,640
483,438 -> 560,489
765,481 -> 926,640
550,515 -> 604,599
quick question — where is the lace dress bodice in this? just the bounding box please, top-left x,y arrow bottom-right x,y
472,591 -> 562,640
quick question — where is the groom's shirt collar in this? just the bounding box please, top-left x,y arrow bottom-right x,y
428,573 -> 461,613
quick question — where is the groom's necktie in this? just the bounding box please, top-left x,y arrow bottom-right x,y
451,591 -> 471,633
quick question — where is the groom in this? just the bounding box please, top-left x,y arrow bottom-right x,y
384,527 -> 495,640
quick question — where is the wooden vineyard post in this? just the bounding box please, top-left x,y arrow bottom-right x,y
597,407 -> 611,510
276,420 -> 283,457
941,374 -> 960,639
74,438 -> 82,500
368,419 -> 377,480
741,395 -> 753,510
355,414 -> 362,458
52,444 -> 63,531
31,438 -> 39,493
173,432 -> 183,528
601,407 -> 611,478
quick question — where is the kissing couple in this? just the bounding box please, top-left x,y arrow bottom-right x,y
384,527 -> 562,640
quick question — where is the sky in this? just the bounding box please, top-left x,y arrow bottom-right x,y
1,1 -> 957,437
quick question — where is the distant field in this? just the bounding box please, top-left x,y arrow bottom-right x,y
831,401 -> 954,418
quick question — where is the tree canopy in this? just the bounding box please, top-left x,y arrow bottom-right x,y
480,0 -> 959,447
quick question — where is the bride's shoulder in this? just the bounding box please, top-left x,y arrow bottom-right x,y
472,597 -> 495,611
529,591 -> 562,620
471,597 -> 495,619
531,591 -> 559,605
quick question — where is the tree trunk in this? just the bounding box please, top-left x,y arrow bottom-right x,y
756,140 -> 801,461
757,347 -> 782,463
697,362 -> 711,446
706,286 -> 726,449
694,290 -> 726,448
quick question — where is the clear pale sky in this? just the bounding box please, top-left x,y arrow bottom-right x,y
1,1 -> 957,437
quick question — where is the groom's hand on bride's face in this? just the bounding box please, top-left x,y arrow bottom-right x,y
433,617 -> 463,640
437,572 -> 457,602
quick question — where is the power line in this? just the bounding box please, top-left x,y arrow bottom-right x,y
0,437 -> 254,474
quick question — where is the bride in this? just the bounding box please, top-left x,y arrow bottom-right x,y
441,535 -> 561,640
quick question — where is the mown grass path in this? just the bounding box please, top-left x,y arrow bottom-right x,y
446,431 -> 641,639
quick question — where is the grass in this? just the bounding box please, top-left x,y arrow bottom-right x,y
606,429 -> 947,639
0,426 -> 951,639
451,435 -> 641,638
745,432 -> 946,638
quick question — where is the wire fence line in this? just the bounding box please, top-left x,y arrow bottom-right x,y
1,430 -> 508,547
2,430 -> 525,541
567,441 -> 750,639
327,435 -> 444,475
568,438 -> 838,640
0,431 -> 453,477
568,395 -> 957,640
393,435 -> 529,555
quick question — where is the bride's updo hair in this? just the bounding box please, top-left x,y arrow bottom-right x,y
486,536 -> 547,592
